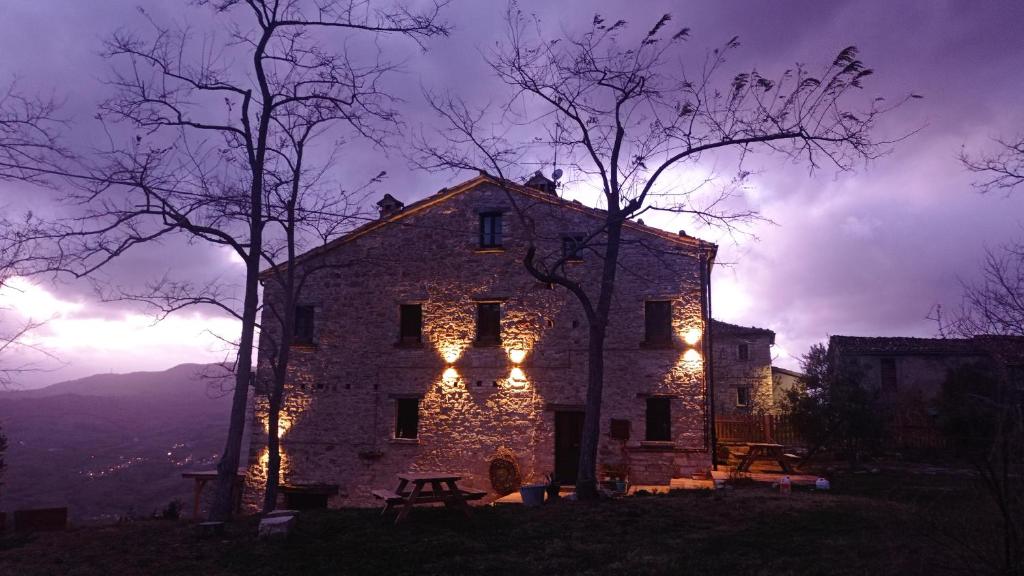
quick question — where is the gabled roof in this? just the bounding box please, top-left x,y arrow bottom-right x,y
828,335 -> 1024,361
261,173 -> 717,278
712,319 -> 776,345
771,366 -> 806,379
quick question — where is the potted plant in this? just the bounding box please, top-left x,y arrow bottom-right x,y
519,474 -> 546,507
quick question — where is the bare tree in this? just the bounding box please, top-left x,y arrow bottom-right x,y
947,243 -> 1024,338
961,135 -> 1024,195
417,6 -> 914,498
6,0 -> 447,521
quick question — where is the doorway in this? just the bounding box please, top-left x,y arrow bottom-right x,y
554,410 -> 585,484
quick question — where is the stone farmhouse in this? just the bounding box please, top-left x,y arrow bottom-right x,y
828,334 -> 1024,446
244,173 -> 722,509
710,320 -> 775,416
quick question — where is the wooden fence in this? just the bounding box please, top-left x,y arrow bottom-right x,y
715,415 -> 803,446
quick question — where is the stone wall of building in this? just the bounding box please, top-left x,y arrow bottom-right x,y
711,322 -> 774,416
244,179 -> 715,509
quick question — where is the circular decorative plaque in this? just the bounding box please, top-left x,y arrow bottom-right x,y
488,447 -> 522,496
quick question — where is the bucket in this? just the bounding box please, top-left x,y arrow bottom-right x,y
519,484 -> 547,507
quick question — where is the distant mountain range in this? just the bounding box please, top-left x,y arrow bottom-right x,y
0,364 -> 237,523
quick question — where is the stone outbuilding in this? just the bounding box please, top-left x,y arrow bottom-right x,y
245,174 -> 719,508
710,320 -> 775,415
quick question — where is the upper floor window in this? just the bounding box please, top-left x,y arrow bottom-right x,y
645,397 -> 671,441
738,343 -> 750,361
294,305 -> 315,345
476,302 -> 501,345
562,235 -> 584,260
479,212 -> 503,248
395,398 -> 420,439
880,358 -> 898,392
644,300 -> 673,346
736,387 -> 750,407
399,304 -> 422,344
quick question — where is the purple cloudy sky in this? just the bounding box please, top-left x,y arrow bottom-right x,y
1,0 -> 1023,386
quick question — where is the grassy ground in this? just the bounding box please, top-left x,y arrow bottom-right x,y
0,465 -> 1007,576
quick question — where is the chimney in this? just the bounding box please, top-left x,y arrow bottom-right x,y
525,171 -> 556,195
376,193 -> 405,219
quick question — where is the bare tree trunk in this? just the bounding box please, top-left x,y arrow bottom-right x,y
263,374 -> 285,513
210,254 -> 261,521
576,218 -> 623,499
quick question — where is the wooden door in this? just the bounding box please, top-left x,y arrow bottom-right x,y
554,410 -> 585,484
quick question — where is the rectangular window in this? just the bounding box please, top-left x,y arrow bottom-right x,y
395,398 -> 419,439
610,418 -> 631,440
399,304 -> 422,344
880,358 -> 897,392
562,235 -> 584,260
479,212 -> 503,248
644,300 -> 673,346
736,387 -> 750,407
738,343 -> 750,361
645,397 -> 671,441
476,303 -> 501,345
294,305 -> 315,345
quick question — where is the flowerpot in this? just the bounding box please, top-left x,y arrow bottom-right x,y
519,484 -> 546,507
545,482 -> 561,502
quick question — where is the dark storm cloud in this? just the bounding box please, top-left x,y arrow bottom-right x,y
2,0 -> 1023,381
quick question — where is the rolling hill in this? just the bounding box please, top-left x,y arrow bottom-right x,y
0,364 -> 239,523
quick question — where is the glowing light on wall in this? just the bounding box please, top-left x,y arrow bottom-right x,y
507,367 -> 528,389
508,349 -> 527,364
440,343 -> 464,364
683,327 -> 702,346
683,348 -> 702,363
441,367 -> 462,390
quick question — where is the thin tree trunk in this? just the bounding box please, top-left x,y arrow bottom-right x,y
576,218 -> 624,500
263,374 -> 284,513
209,255 -> 261,521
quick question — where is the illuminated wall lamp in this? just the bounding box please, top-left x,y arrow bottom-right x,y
508,349 -> 527,364
508,367 -> 527,388
683,348 -> 702,363
683,328 -> 702,347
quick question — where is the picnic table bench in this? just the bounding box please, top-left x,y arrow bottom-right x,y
373,472 -> 486,524
735,442 -> 798,474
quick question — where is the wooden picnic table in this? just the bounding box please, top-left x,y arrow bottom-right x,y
373,472 -> 486,524
735,442 -> 797,474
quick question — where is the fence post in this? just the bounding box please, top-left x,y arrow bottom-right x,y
763,414 -> 774,443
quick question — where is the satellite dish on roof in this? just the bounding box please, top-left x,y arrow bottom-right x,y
551,168 -> 563,181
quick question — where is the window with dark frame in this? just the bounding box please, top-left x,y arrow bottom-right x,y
880,358 -> 898,392
644,300 -> 673,346
399,304 -> 422,344
476,302 -> 501,345
395,398 -> 419,439
738,343 -> 750,361
610,418 -> 631,440
645,397 -> 671,441
736,387 -> 750,407
479,212 -> 503,248
562,235 -> 584,260
294,305 -> 315,345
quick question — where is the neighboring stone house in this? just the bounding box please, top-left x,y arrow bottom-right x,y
711,321 -> 775,416
770,366 -> 806,410
828,335 -> 1024,444
245,174 -> 719,508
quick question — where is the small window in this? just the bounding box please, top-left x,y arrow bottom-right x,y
644,300 -> 673,346
880,358 -> 897,392
738,343 -> 749,361
399,304 -> 422,344
562,235 -> 584,260
476,303 -> 501,345
645,397 -> 671,441
294,305 -> 315,345
395,398 -> 419,439
736,387 -> 750,407
479,212 -> 503,248
610,418 -> 631,440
